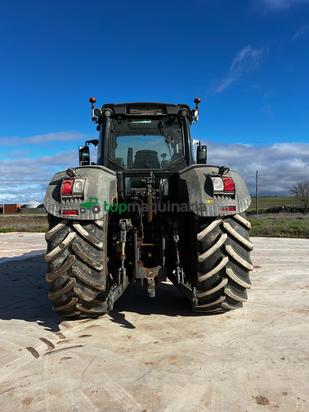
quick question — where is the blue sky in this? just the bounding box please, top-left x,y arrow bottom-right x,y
1,0 -> 309,201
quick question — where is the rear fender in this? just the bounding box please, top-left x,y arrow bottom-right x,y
44,165 -> 117,220
178,165 -> 251,217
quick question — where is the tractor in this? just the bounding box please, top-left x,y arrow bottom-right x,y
44,98 -> 253,318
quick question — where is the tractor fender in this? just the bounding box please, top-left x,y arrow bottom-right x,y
44,165 -> 117,220
178,165 -> 251,217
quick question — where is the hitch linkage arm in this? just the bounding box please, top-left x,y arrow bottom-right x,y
173,233 -> 185,285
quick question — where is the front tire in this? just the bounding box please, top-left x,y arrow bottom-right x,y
192,213 -> 253,312
44,215 -> 112,318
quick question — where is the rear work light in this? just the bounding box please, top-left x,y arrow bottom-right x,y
210,176 -> 235,194
211,176 -> 224,192
72,179 -> 85,196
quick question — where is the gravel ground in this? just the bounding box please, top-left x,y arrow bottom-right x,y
0,234 -> 309,411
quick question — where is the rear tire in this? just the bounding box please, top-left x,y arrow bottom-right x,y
192,213 -> 253,313
45,215 -> 112,318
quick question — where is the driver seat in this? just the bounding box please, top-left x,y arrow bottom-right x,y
133,150 -> 160,169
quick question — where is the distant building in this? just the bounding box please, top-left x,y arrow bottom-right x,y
0,204 -> 21,214
20,201 -> 46,214
0,201 -> 45,214
21,201 -> 41,209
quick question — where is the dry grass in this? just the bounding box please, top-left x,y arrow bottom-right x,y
249,215 -> 309,238
249,196 -> 301,212
1,212 -> 308,238
0,214 -> 48,233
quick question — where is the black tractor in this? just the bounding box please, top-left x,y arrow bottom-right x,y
44,98 -> 253,318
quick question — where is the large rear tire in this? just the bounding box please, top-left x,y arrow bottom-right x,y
44,215 -> 112,318
192,213 -> 253,313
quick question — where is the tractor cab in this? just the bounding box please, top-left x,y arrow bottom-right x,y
79,99 -> 207,200
79,99 -> 206,173
108,116 -> 184,170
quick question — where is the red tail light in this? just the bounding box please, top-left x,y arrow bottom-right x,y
61,179 -> 74,196
222,177 -> 235,192
62,210 -> 79,216
220,206 -> 236,212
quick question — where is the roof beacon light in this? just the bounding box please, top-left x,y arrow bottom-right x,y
192,97 -> 201,122
89,97 -> 97,122
194,97 -> 201,107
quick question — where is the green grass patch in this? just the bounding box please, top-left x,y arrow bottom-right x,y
0,226 -> 48,233
1,212 -> 308,238
249,196 -> 301,212
249,216 -> 309,238
0,215 -> 48,232
0,227 -> 15,233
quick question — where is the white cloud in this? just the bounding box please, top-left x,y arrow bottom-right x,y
0,150 -> 77,203
0,131 -> 83,146
292,25 -> 309,41
206,142 -> 309,195
216,45 -> 264,93
1,142 -> 309,203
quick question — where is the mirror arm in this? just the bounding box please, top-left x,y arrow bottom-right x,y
85,139 -> 99,147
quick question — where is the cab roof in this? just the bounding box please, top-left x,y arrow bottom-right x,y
102,102 -> 191,116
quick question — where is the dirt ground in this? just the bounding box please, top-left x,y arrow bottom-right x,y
0,234 -> 309,411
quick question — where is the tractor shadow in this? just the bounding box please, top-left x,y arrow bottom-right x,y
0,253 -> 60,332
0,253 -> 222,333
112,280 -> 223,324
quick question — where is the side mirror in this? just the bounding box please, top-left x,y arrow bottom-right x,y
79,139 -> 99,166
197,142 -> 207,164
79,145 -> 90,166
